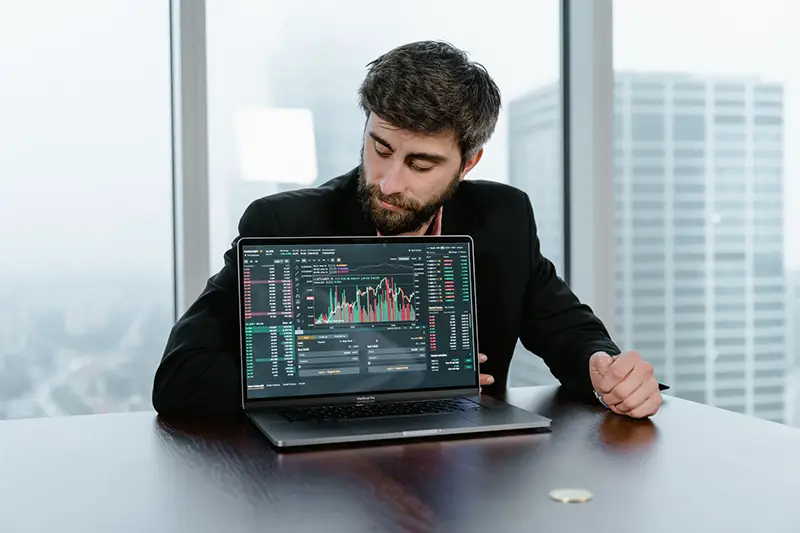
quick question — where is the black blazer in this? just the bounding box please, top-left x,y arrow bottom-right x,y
152,168 -> 620,414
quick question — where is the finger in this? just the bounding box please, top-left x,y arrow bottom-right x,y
627,392 -> 663,419
480,373 -> 494,386
479,353 -> 488,363
591,352 -> 614,374
598,352 -> 638,394
613,378 -> 658,413
604,361 -> 654,406
589,352 -> 614,390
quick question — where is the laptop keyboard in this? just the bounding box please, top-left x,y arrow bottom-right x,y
279,398 -> 484,423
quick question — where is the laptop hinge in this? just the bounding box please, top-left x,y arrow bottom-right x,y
246,387 -> 478,410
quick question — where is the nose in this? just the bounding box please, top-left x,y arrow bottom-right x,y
379,163 -> 407,196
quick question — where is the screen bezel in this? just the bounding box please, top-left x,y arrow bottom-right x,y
236,235 -> 480,408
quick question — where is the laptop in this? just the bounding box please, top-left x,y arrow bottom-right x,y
236,235 -> 551,448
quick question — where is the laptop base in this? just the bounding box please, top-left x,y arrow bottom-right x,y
247,394 -> 551,448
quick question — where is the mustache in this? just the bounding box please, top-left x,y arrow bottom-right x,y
368,185 -> 422,211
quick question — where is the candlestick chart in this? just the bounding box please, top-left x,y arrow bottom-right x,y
314,274 -> 415,325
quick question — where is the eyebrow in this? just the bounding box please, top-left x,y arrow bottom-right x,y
368,131 -> 449,165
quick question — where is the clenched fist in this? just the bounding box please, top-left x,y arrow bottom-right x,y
590,350 -> 663,418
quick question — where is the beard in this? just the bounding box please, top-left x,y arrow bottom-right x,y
357,158 -> 461,236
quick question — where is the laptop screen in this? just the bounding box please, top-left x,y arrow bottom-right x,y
239,237 -> 478,402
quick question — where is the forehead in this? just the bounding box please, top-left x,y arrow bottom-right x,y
368,114 -> 458,152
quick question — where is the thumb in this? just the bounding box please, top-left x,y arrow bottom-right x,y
589,352 -> 614,389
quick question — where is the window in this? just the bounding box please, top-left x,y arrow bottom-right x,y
715,148 -> 747,160
717,183 -> 746,194
755,318 -> 784,329
634,218 -> 665,228
676,304 -> 705,314
715,100 -> 745,111
674,218 -> 705,229
632,96 -> 665,107
715,320 -> 747,330
676,322 -> 706,332
715,114 -> 746,126
673,114 -> 706,142
754,148 -> 782,161
754,253 -> 784,277
755,182 -> 782,194
633,305 -> 667,315
632,164 -> 666,176
633,252 -> 666,263
205,0 -> 563,388
631,113 -> 665,141
0,1 -> 173,420
673,97 -> 705,108
675,235 -> 705,246
674,165 -> 705,177
715,200 -> 745,211
755,285 -> 785,295
674,269 -> 705,280
715,83 -> 746,95
674,148 -> 705,159
615,0 -> 796,426
715,252 -> 745,262
715,130 -> 747,142
633,183 -> 664,195
716,371 -> 745,381
754,115 -> 783,126
633,148 -> 664,159
633,287 -> 665,299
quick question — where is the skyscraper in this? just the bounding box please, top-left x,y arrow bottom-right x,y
787,270 -> 800,425
509,73 -> 789,422
506,85 -> 564,387
508,86 -> 564,276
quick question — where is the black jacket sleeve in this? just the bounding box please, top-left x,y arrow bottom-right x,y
517,193 -> 620,396
152,200 -> 280,415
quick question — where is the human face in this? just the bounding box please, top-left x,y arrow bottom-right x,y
357,113 -> 483,235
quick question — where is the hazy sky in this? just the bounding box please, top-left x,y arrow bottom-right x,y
0,1 -> 172,280
1,0 -> 798,285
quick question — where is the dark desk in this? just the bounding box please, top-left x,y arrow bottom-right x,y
2,387 -> 799,533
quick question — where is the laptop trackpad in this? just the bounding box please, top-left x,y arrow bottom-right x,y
337,413 -> 473,436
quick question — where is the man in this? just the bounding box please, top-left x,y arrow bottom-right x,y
153,41 -> 663,419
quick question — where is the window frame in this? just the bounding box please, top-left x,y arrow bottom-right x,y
171,0 -> 211,318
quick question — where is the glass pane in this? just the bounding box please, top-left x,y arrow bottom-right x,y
206,1 -> 563,387
0,1 -> 174,420
614,0 -> 798,426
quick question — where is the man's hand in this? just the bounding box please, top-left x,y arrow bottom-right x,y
590,350 -> 662,418
478,353 -> 494,391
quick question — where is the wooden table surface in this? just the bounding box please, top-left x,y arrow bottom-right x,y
2,386 -> 799,533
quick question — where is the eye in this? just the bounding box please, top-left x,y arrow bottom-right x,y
410,162 -> 433,173
374,141 -> 391,157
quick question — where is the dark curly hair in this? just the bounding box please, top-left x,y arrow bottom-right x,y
358,40 -> 502,166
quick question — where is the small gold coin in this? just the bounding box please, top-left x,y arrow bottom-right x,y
548,488 -> 593,503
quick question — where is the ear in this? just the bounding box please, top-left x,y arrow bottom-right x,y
459,148 -> 484,179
